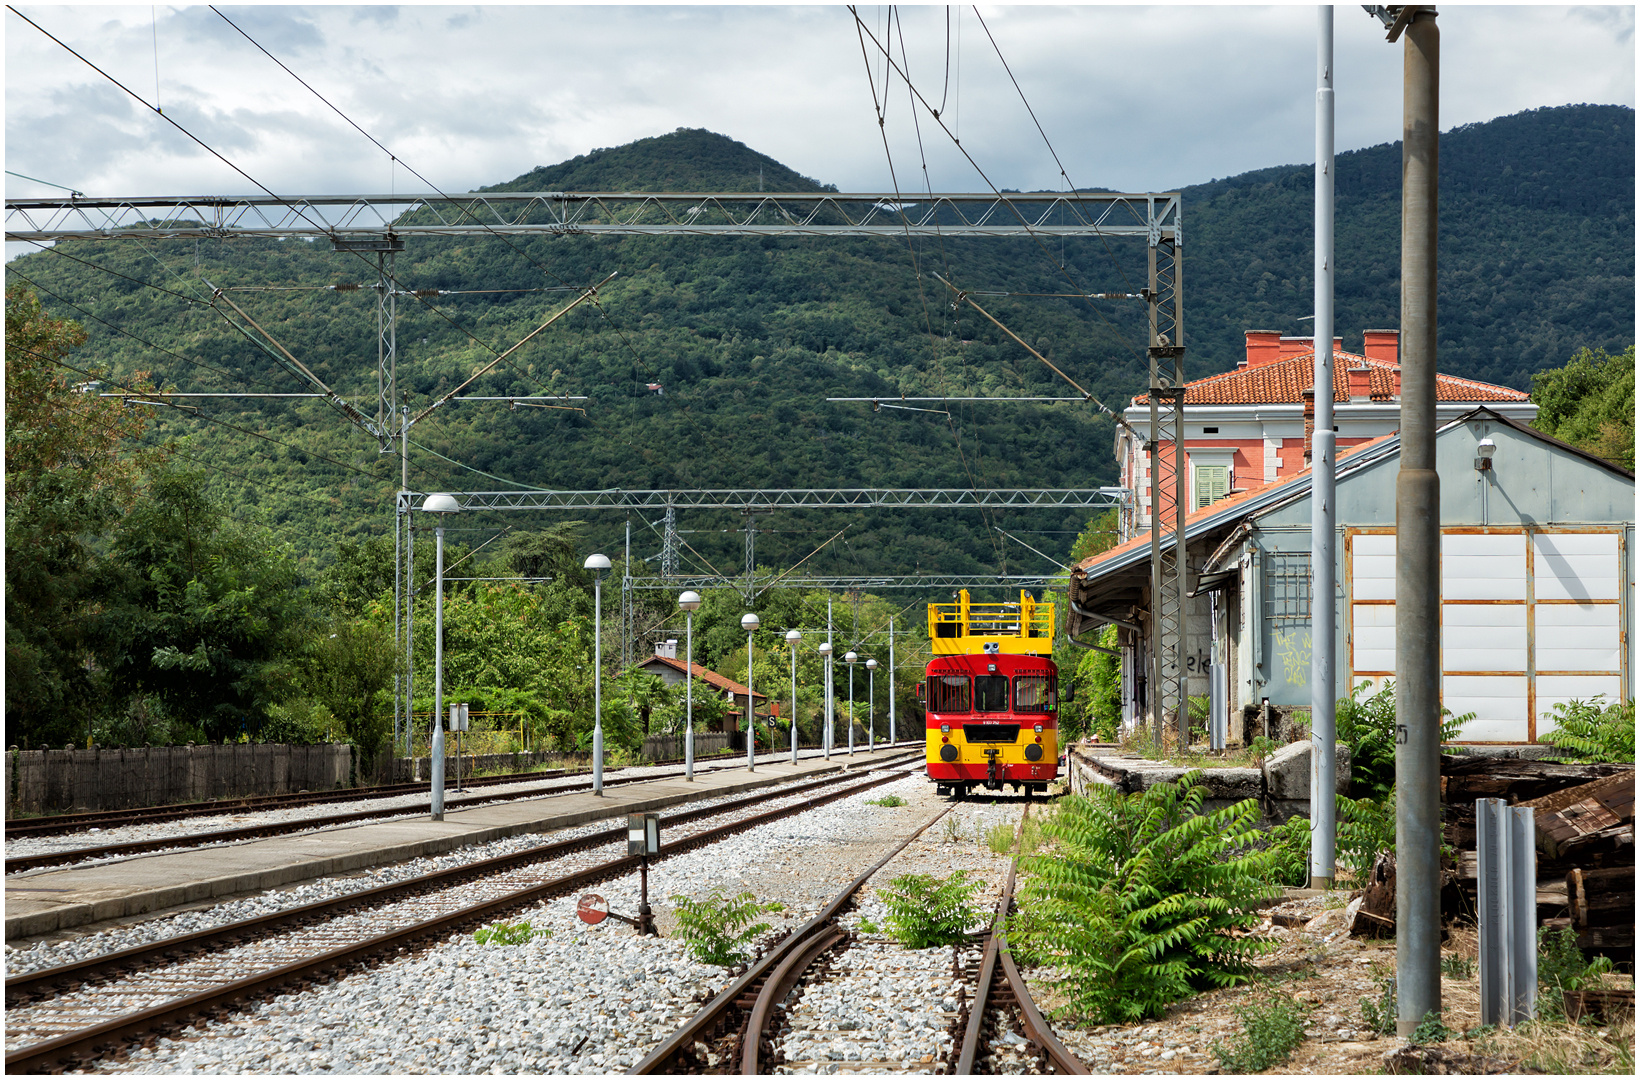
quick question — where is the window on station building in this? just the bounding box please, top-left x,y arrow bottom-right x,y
1194,463 -> 1231,509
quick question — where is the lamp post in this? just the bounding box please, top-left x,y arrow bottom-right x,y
679,590 -> 701,781
818,642 -> 834,759
888,618 -> 897,745
741,613 -> 759,770
586,553 -> 611,795
845,651 -> 858,755
786,629 -> 802,765
866,658 -> 878,751
418,492 -> 460,820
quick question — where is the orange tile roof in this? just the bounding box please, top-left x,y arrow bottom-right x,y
1132,351 -> 1529,406
1072,430 -> 1400,577
640,654 -> 766,700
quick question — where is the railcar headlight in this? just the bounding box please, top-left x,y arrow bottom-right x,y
940,724 -> 950,734
1034,724 -> 1044,734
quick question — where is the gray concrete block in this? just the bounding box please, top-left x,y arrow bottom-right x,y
1262,739 -> 1352,801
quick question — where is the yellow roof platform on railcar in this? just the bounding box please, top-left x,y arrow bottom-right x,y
927,590 -> 1055,656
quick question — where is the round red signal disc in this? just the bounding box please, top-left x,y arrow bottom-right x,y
577,893 -> 609,925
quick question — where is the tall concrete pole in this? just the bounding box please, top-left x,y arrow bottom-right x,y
1395,5 -> 1442,1037
1310,3 -> 1338,891
888,618 -> 897,745
431,524 -> 446,821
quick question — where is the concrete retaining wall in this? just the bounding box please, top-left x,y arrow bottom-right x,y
6,743 -> 351,816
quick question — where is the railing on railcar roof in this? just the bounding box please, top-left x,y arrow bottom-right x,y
927,589 -> 1055,656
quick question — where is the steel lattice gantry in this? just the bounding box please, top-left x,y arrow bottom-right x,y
391,487 -> 1130,513
9,189 -> 1184,745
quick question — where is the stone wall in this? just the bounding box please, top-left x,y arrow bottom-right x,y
6,743 -> 351,816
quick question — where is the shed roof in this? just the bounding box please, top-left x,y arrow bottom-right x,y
638,654 -> 767,701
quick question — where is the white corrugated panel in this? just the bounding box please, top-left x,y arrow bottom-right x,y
1443,675 -> 1530,742
1442,604 -> 1527,672
1533,533 -> 1621,601
1534,604 -> 1622,673
1352,604 -> 1397,673
1352,534 -> 1397,600
1443,533 -> 1527,599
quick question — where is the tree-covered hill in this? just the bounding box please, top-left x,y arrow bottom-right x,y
7,105 -> 1630,576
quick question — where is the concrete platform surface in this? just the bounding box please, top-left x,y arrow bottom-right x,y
6,748 -> 913,942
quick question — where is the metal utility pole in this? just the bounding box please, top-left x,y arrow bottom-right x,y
1310,3 -> 1339,891
1371,2 -> 1443,1036
888,617 -> 896,745
1145,210 -> 1188,748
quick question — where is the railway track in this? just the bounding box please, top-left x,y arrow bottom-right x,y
6,746 -> 922,874
631,801 -> 1085,1076
4,762 -> 920,1074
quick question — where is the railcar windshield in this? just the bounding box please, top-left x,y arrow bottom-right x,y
974,675 -> 1010,713
1014,675 -> 1054,713
929,674 -> 971,713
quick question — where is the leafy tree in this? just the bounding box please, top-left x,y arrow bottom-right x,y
296,611 -> 396,753
4,286 -> 160,745
1530,344 -> 1635,469
102,466 -> 308,742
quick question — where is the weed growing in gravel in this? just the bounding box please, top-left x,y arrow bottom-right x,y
1211,989 -> 1309,1073
669,890 -> 779,966
1441,953 -> 1476,980
1537,927 -> 1617,1020
474,920 -> 548,945
866,795 -> 907,807
940,816 -> 965,844
1409,1010 -> 1453,1044
878,870 -> 987,949
983,821 -> 1018,854
1009,773 -> 1283,1024
857,918 -> 881,934
1360,975 -> 1397,1036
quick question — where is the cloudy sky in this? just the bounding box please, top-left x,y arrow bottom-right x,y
5,4 -> 1634,210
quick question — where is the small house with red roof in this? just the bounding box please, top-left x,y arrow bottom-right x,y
635,646 -> 768,732
1072,408 -> 1632,744
1118,330 -> 1536,534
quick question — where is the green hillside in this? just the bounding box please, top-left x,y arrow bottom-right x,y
7,106 -> 1632,578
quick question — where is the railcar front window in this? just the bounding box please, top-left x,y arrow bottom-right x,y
929,675 -> 971,713
974,675 -> 1010,713
1014,675 -> 1053,713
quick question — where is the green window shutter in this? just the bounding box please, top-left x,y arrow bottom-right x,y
1195,464 -> 1229,509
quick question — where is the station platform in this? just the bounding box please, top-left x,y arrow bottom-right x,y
5,746 -> 917,942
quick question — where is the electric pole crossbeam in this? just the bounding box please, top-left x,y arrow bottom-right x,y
392,488 -> 1127,513
5,191 -> 1181,241
625,574 -> 1068,591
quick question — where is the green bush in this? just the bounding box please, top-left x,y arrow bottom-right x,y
1441,953 -> 1476,980
866,794 -> 907,807
878,870 -> 987,949
1540,696 -> 1635,764
1212,989 -> 1309,1073
1336,792 -> 1398,886
1009,772 -> 1282,1024
1409,1010 -> 1453,1045
984,821 -> 1019,855
1360,975 -> 1397,1036
474,920 -> 548,945
1537,926 -> 1617,1020
668,890 -> 778,966
1262,813 -> 1313,888
1338,682 -> 1467,801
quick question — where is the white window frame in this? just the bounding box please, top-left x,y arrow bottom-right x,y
1189,448 -> 1236,510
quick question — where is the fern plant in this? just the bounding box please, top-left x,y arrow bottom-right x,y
1338,681 -> 1468,801
668,890 -> 778,966
1540,696 -> 1635,763
1008,772 -> 1283,1024
878,870 -> 987,949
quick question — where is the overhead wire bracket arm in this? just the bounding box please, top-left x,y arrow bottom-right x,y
755,526 -> 851,597
930,272 -> 1140,440
409,272 -> 615,425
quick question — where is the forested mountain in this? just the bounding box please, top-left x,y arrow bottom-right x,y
7,106 -> 1632,577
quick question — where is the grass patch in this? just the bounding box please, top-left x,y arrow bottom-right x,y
865,794 -> 906,807
474,920 -> 548,945
1211,989 -> 1309,1073
983,821 -> 1018,854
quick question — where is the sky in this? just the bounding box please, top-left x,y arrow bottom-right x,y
4,4 -> 1635,234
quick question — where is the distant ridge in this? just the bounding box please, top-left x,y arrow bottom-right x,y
481,128 -> 836,194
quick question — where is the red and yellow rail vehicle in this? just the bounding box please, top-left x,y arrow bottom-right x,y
921,591 -> 1059,799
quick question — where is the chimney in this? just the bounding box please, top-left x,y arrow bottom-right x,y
1363,329 -> 1400,365
1281,335 -> 1313,360
657,639 -> 679,660
1303,388 -> 1316,464
1244,330 -> 1282,368
1347,366 -> 1372,401
1391,365 -> 1402,397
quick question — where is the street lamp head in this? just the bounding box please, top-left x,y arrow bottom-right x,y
1475,436 -> 1497,472
584,553 -> 612,575
866,658 -> 878,670
785,629 -> 802,645
418,492 -> 461,514
844,651 -> 858,664
678,589 -> 702,612
817,642 -> 833,657
741,613 -> 760,631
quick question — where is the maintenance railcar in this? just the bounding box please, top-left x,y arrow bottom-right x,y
922,590 -> 1058,799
